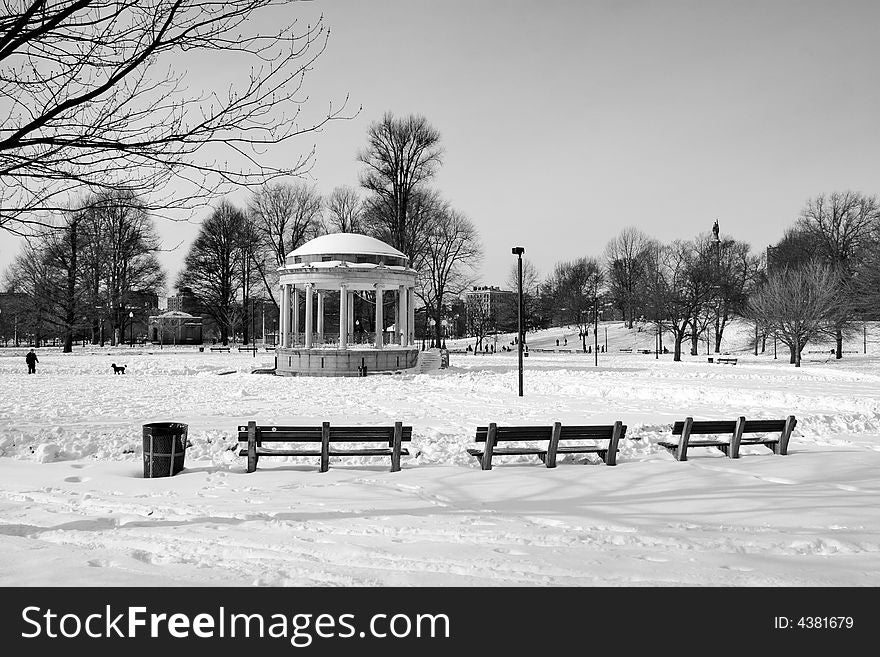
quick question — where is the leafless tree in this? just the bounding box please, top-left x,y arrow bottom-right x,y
325,186 -> 363,234
246,181 -> 324,306
176,200 -> 244,345
748,261 -> 841,367
358,112 -> 443,262
504,257 -> 541,330
547,257 -> 604,353
711,238 -> 760,353
797,191 -> 880,358
0,1 -> 353,236
604,227 -> 652,328
3,237 -> 54,345
87,191 -> 165,345
417,204 -> 482,348
465,292 -> 494,352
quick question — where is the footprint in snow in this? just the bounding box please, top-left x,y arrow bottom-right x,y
64,476 -> 89,483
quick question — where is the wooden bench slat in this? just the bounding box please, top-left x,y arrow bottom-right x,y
672,421 -> 737,435
742,421 -> 786,433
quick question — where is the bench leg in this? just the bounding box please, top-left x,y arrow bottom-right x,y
729,416 -> 745,459
777,416 -> 796,455
545,422 -> 561,468
604,421 -> 624,466
676,417 -> 693,462
481,423 -> 496,471
320,421 -> 330,472
391,421 -> 402,472
246,421 -> 257,473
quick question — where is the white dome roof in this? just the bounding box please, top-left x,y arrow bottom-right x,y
288,233 -> 407,260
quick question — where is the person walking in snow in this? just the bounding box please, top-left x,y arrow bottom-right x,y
25,349 -> 38,374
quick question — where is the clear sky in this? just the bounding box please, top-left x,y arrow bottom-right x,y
2,0 -> 879,292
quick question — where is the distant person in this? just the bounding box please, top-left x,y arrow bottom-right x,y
556,339 -> 559,346
563,337 -> 567,346
25,349 -> 38,374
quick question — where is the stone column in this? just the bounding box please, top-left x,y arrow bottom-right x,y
408,287 -> 415,347
347,290 -> 355,336
338,285 -> 347,348
280,283 -> 289,348
399,285 -> 408,347
317,290 -> 324,343
394,292 -> 400,345
374,287 -> 384,349
292,286 -> 300,346
304,283 -> 313,348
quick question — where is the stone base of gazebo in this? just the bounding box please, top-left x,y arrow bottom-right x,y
275,347 -> 420,377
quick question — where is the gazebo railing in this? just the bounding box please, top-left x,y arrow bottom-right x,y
284,331 -> 405,348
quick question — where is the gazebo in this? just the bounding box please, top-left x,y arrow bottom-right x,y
275,233 -> 419,376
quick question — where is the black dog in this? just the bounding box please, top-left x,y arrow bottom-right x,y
111,363 -> 126,375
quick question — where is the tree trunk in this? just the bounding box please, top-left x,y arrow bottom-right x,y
690,319 -> 698,356
63,221 -> 78,354
836,328 -> 843,359
674,334 -> 683,362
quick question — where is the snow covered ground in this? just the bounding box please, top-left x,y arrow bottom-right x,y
1,321 -> 879,586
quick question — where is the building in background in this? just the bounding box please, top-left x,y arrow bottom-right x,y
464,286 -> 518,340
166,287 -> 200,315
148,311 -> 203,345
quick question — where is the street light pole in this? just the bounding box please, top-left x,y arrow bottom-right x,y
512,247 -> 525,397
252,298 -> 256,357
594,297 -> 599,367
128,311 -> 133,347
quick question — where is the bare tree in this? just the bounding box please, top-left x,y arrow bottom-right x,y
465,292 -> 494,352
325,186 -> 363,234
3,238 -> 54,345
712,238 -> 760,353
797,191 -> 880,358
504,257 -> 541,330
0,1 -> 352,235
89,192 -> 165,345
417,204 -> 482,348
547,257 -> 604,353
176,200 -> 244,345
358,112 -> 443,262
645,240 -> 713,362
604,227 -> 651,328
246,181 -> 324,306
748,261 -> 841,367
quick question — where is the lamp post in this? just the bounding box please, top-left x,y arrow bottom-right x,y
252,298 -> 256,357
512,246 -> 525,397
128,311 -> 133,347
593,298 -> 599,367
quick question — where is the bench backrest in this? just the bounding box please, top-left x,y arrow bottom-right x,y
672,419 -> 787,435
473,424 -> 625,443
238,425 -> 413,443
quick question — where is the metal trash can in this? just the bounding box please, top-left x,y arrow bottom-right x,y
142,422 -> 188,478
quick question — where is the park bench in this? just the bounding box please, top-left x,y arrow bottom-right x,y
716,357 -> 737,365
658,416 -> 797,461
210,346 -> 230,352
638,349 -> 652,354
619,348 -> 632,353
237,421 -> 412,472
467,421 -> 628,470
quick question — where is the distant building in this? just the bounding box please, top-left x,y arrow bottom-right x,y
148,311 -> 203,345
166,287 -> 200,315
464,286 -> 518,336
